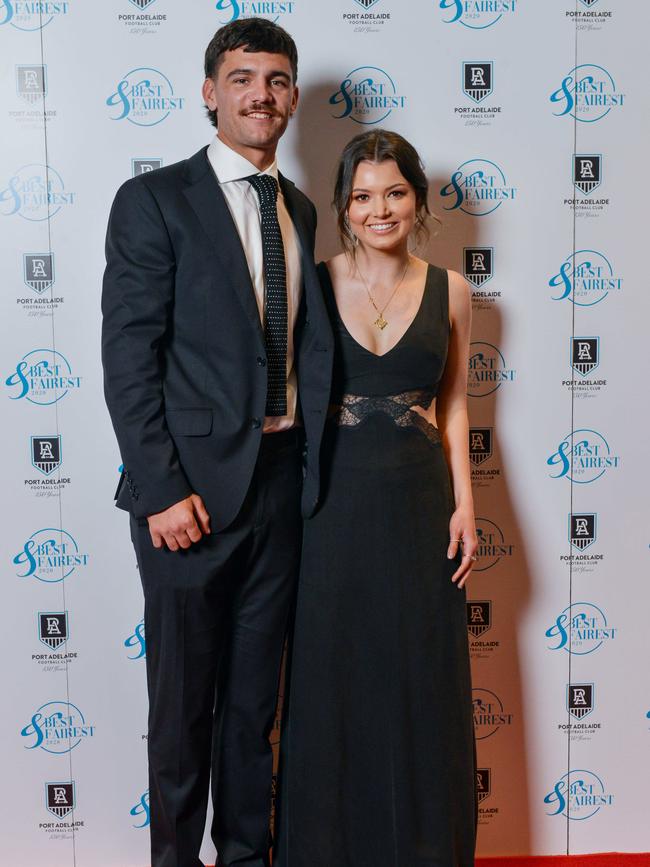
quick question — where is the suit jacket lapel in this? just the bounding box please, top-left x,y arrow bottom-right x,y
279,174 -> 328,332
183,148 -> 264,346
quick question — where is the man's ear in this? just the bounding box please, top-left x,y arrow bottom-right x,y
289,84 -> 299,117
202,77 -> 217,112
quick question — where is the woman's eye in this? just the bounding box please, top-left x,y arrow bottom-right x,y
353,194 -> 369,202
389,190 -> 406,198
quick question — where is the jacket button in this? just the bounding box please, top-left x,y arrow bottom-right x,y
257,356 -> 266,367
251,417 -> 262,429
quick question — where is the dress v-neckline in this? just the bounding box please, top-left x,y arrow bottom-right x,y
324,263 -> 431,359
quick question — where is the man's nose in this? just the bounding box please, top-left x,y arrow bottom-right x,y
249,79 -> 273,104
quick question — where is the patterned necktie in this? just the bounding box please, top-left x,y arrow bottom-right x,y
246,173 -> 288,417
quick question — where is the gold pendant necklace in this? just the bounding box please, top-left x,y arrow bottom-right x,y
356,257 -> 411,330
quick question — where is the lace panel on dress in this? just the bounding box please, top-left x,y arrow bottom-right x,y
329,389 -> 441,446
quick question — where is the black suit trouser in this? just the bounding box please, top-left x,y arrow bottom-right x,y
130,430 -> 302,867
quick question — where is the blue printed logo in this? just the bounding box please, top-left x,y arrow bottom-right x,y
21,701 -> 95,753
5,349 -> 81,405
215,0 -> 295,23
468,341 -> 515,396
474,517 -> 514,571
130,789 -> 150,827
472,687 -> 513,740
550,64 -> 624,123
0,1 -> 69,31
106,68 -> 184,126
440,159 -> 516,216
0,164 -> 74,221
545,602 -> 617,655
14,528 -> 89,583
438,0 -> 516,29
125,619 -> 146,660
547,429 -> 619,484
544,770 -> 613,820
330,66 -> 406,125
550,250 -> 622,307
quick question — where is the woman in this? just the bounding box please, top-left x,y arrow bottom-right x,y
276,130 -> 477,867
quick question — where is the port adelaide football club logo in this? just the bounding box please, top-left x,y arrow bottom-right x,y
42,781 -> 85,837
464,247 -> 501,309
561,337 -> 606,399
46,782 -> 74,818
476,767 -> 498,824
18,253 -> 64,316
34,611 -> 78,672
455,62 -> 502,128
560,513 -> 603,575
469,427 -> 501,486
564,0 -> 613,31
25,435 -> 71,497
341,0 -> 391,32
467,599 -> 500,659
132,158 -> 162,177
557,683 -> 602,742
117,0 -> 167,33
550,249 -> 622,307
11,63 -> 57,128
38,612 -> 68,650
564,154 -> 610,216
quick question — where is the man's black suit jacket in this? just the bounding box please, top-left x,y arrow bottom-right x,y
101,146 -> 333,529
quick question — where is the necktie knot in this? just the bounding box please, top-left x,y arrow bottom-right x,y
246,173 -> 278,204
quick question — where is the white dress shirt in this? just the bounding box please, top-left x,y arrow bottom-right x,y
206,136 -> 302,432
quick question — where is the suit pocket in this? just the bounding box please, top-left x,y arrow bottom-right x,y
165,408 -> 213,436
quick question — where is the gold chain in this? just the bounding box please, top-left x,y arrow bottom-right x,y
356,256 -> 411,330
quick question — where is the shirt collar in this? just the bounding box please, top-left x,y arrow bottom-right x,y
207,135 -> 279,184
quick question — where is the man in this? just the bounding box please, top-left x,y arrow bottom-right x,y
101,19 -> 332,867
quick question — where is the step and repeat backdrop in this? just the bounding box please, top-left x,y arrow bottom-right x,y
1,1 -> 648,864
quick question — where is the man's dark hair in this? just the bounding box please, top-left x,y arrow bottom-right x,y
204,17 -> 299,128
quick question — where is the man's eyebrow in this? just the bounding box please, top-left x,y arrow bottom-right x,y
226,68 -> 291,80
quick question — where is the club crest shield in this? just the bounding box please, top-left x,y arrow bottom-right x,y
38,611 -> 68,650
46,782 -> 75,818
571,337 -> 599,376
469,428 -> 493,466
31,435 -> 62,475
573,154 -> 601,195
467,600 -> 492,638
567,683 -> 594,720
23,253 -> 54,294
569,513 -> 596,551
463,62 -> 492,103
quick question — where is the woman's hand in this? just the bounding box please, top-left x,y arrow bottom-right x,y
447,507 -> 478,589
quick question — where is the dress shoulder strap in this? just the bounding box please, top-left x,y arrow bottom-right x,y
422,264 -> 449,329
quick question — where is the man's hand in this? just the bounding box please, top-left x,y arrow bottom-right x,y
147,494 -> 211,551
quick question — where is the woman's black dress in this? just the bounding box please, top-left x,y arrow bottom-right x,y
276,263 -> 476,867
